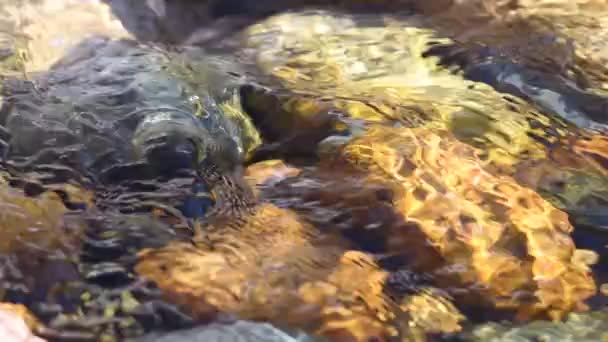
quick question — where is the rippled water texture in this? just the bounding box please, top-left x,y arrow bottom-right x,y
0,0 -> 608,341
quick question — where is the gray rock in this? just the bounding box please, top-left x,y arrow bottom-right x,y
469,309 -> 608,342
1,36 -> 249,179
137,320 -> 320,342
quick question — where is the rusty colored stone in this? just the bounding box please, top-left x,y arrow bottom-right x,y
0,185 -> 87,255
267,126 -> 597,320
244,160 -> 301,192
136,200 -> 464,340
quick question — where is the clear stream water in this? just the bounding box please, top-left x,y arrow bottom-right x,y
0,1 -> 608,341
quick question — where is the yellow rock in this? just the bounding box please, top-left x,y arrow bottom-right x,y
333,126 -> 597,318
241,9 -> 608,215
0,184 -> 87,255
266,125 -> 597,319
240,11 -> 573,173
136,196 -> 465,340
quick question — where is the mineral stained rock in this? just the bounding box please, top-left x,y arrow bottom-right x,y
0,183 -> 87,256
572,133 -> 608,171
0,183 -> 89,323
240,9 -> 608,219
103,0 -> 450,46
133,10 -> 603,339
241,10 -> 531,163
264,125 -> 597,320
424,0 -> 608,97
135,204 -> 394,340
0,0 -> 130,73
1,2 -> 606,342
136,193 -> 465,340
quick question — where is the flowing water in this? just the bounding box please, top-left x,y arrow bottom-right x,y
0,0 -> 608,341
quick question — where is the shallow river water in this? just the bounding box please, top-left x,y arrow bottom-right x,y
0,0 -> 608,341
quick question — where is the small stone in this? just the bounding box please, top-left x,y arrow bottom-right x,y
0,303 -> 46,342
136,320 -> 316,342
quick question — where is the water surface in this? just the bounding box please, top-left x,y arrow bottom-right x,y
0,1 -> 607,341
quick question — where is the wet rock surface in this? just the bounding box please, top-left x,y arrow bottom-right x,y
237,9 -> 608,231
1,36 -> 255,181
137,320 -> 318,342
0,0 -> 129,73
0,1 -> 607,341
469,308 -> 608,341
264,125 -> 597,319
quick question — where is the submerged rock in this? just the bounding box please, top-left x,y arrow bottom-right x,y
103,0 -> 436,46
0,0 -> 130,73
238,9 -> 590,157
424,1 -> 608,97
239,9 -> 608,227
135,203 -> 401,340
132,156 -> 470,340
1,36 -> 259,183
263,125 -> 597,320
241,11 -> 531,160
135,166 -> 465,340
425,40 -> 608,132
0,32 -> 262,339
1,2 -> 607,341
0,181 -> 87,261
469,308 -> 608,341
0,183 -> 89,335
138,320 -> 317,342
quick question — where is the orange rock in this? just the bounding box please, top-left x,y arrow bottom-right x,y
135,202 -> 458,340
244,160 -> 301,195
573,134 -> 608,171
270,126 -> 597,319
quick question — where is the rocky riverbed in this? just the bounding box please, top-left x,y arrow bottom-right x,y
0,1 -> 607,341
